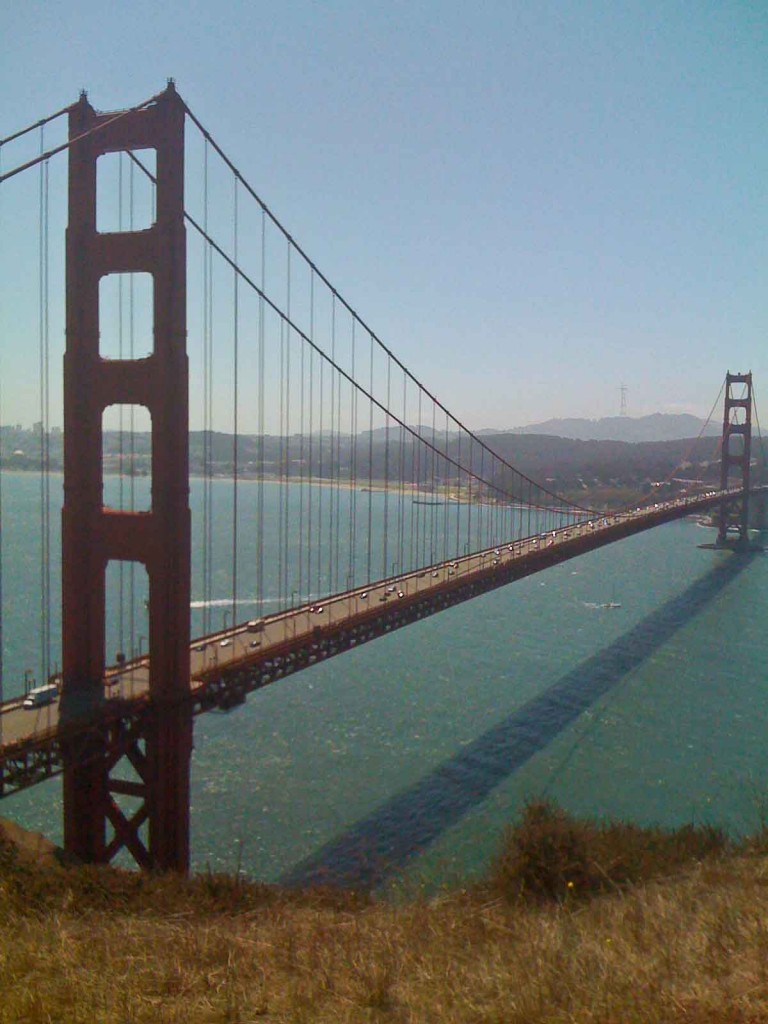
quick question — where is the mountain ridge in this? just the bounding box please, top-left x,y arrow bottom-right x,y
478,412 -> 719,443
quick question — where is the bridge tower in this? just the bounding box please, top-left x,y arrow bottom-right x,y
61,84 -> 192,871
717,371 -> 752,547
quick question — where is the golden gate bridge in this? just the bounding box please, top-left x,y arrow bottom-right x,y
0,83 -> 763,873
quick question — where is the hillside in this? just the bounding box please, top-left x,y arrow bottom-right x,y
477,432 -> 722,495
1,804 -> 767,1022
498,412 -> 720,443
1,421 -> 726,506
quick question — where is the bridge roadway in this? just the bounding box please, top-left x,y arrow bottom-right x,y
0,487 -> 757,794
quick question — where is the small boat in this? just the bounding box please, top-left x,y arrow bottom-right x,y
413,498 -> 443,506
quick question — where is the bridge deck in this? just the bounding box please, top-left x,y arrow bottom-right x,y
0,488 -> 757,794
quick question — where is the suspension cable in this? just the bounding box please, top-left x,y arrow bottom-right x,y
0,140 -> 3,715
257,206 -> 266,616
117,153 -> 125,657
125,147 -> 591,518
0,93 -> 163,184
349,320 -> 359,585
283,243 -> 292,605
298,264 -> 306,603
179,101 -> 596,517
629,379 -> 728,508
0,102 -> 73,148
202,139 -> 214,635
128,159 -> 137,668
366,333 -> 374,579
37,130 -> 51,686
183,208 -> 571,512
231,177 -> 240,631
306,272 -> 315,600
750,384 -> 768,529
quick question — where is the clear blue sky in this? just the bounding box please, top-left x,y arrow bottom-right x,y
1,1 -> 766,429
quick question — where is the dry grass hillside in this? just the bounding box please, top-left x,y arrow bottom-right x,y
1,802 -> 767,1023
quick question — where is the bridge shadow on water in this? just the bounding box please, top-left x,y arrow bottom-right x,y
280,550 -> 754,890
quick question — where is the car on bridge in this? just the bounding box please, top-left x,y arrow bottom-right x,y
23,683 -> 58,709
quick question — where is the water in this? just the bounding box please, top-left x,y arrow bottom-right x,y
3,472 -> 768,890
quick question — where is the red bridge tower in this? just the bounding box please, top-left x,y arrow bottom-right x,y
717,371 -> 753,547
61,83 -> 191,871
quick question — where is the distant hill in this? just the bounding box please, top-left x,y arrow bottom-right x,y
480,413 -> 720,443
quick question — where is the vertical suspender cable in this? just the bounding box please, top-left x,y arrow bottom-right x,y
481,446 -> 487,552
278,318 -> 286,608
466,436 -> 473,558
117,153 -> 125,656
397,375 -> 407,573
317,321 -> 324,598
408,388 -> 417,571
414,388 -> 422,568
201,143 -> 209,634
0,367 -> 3,716
307,271 -> 314,600
283,241 -> 292,606
516,471 -> 522,540
207,148 -> 216,634
44,153 -> 52,682
38,132 -> 44,685
348,319 -> 358,588
455,427 -> 462,558
335,308 -> 342,589
129,159 -> 136,660
298,275 -> 306,603
430,400 -> 437,563
0,138 -> 3,718
206,201 -> 214,633
329,295 -> 337,593
231,177 -> 239,629
494,465 -> 500,544
257,207 -> 266,617
38,129 -> 51,685
366,333 -> 374,582
44,161 -> 51,678
202,140 -> 212,635
442,412 -> 450,563
383,358 -> 391,577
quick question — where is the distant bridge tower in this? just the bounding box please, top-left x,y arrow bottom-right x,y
717,371 -> 752,547
61,83 -> 192,871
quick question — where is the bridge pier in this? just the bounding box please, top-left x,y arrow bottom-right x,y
61,84 -> 192,871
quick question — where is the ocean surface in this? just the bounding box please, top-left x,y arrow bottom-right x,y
3,471 -> 768,891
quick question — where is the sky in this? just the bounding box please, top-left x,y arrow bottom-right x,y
1,0 -> 766,431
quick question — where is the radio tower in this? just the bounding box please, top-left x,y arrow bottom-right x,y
619,384 -> 628,417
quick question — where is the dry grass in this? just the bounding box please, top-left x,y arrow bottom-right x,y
2,803 -> 768,1022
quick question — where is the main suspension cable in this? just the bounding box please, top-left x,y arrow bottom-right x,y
180,101 -> 595,517
622,378 -> 728,510
0,102 -> 73,148
0,92 -> 163,184
125,148 -> 593,521
176,203 -> 570,513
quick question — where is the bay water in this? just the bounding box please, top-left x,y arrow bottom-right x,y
3,472 -> 768,890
